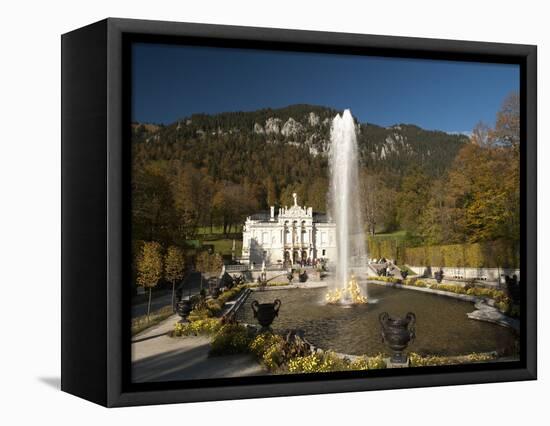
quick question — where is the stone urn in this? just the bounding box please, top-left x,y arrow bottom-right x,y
251,299 -> 281,331
210,287 -> 221,299
379,312 -> 416,363
176,298 -> 193,323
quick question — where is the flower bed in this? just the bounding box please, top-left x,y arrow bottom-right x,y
287,352 -> 386,373
173,318 -> 221,336
409,352 -> 496,367
173,318 -> 389,373
210,323 -> 252,355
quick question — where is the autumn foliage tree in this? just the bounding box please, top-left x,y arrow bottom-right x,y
493,92 -> 520,147
419,92 -> 520,245
130,98 -> 520,265
136,241 -> 164,319
396,166 -> 431,233
195,251 -> 224,275
359,172 -> 397,235
164,245 -> 185,311
132,166 -> 176,243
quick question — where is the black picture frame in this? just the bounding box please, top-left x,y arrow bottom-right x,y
61,17 -> 537,407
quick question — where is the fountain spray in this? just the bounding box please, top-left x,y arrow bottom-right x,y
326,109 -> 368,304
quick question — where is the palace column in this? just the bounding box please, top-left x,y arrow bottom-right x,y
308,228 -> 312,260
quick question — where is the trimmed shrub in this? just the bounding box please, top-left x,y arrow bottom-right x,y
186,284 -> 246,321
209,324 -> 252,355
188,307 -> 213,321
261,341 -> 286,370
252,334 -> 281,369
206,299 -> 223,315
403,240 -> 518,268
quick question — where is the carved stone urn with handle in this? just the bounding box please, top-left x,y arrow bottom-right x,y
251,299 -> 281,331
176,298 -> 193,323
379,312 -> 416,363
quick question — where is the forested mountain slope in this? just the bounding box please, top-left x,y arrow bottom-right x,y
131,100 -> 518,248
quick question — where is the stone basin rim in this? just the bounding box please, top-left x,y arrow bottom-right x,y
366,279 -> 519,332
239,280 -> 519,332
240,322 -> 512,366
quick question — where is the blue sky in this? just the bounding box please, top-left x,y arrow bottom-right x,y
132,43 -> 519,133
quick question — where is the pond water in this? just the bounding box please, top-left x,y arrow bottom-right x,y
236,285 -> 518,356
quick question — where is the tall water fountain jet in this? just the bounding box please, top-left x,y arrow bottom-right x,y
325,109 -> 368,304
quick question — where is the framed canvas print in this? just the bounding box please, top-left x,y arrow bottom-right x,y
61,18 -> 537,407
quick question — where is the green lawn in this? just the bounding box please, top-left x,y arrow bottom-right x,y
193,225 -> 244,256
397,264 -> 416,275
196,225 -> 243,235
206,238 -> 243,256
131,305 -> 174,336
370,230 -> 410,240
367,230 -> 422,246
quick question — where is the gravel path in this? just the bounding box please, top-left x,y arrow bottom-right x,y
131,314 -> 267,382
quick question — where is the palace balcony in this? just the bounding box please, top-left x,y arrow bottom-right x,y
283,243 -> 310,249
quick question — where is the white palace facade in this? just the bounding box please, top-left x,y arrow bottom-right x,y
241,193 -> 336,267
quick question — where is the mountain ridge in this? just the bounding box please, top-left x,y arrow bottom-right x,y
132,103 -> 466,136
132,103 -> 469,179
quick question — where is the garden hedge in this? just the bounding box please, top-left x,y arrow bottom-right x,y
367,238 -> 519,268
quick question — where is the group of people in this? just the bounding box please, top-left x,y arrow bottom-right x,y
283,257 -> 325,269
296,257 -> 315,267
